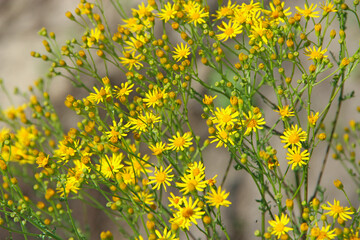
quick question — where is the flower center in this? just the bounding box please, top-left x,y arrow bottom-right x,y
274,223 -> 285,232
222,114 -> 232,123
288,133 -> 300,144
156,172 -> 166,183
247,119 -> 257,128
225,27 -> 234,36
173,137 -> 185,147
187,179 -> 198,192
332,205 -> 344,213
292,154 -> 302,163
182,207 -> 194,218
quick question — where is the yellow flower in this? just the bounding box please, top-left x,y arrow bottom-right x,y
205,186 -> 231,208
87,86 -> 111,104
96,153 -> 124,179
56,177 -> 81,197
168,192 -> 183,209
268,213 -> 293,239
187,3 -> 209,26
114,82 -> 134,98
242,110 -> 266,135
217,20 -> 243,42
286,146 -> 310,170
249,20 -> 269,46
274,105 -> 295,120
132,2 -> 153,19
167,132 -> 193,152
132,190 -> 154,205
105,120 -> 127,143
124,153 -> 151,177
320,1 -> 337,15
186,161 -> 205,177
209,125 -> 235,148
176,173 -> 207,194
211,105 -> 239,128
171,196 -> 205,230
87,28 -> 101,47
148,165 -> 174,192
127,111 -> 161,133
172,43 -> 191,62
212,0 -> 238,20
157,2 -> 177,22
264,2 -> 292,24
143,87 -> 168,108
322,199 -> 354,221
308,112 -> 320,126
202,94 -> 217,105
119,51 -> 143,70
280,124 -> 307,148
305,46 -> 328,61
310,224 -> 336,239
149,142 -> 167,156
155,228 -> 178,240
295,3 -> 320,18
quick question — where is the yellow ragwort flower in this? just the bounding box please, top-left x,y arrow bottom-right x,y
217,20 -> 243,42
148,165 -> 174,192
295,3 -> 320,18
172,42 -> 191,62
167,132 -> 193,151
322,199 -> 354,221
280,124 -> 307,148
205,186 -> 232,208
268,213 -> 293,239
286,146 -> 310,170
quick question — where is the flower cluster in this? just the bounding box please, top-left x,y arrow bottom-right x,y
0,0 -> 360,239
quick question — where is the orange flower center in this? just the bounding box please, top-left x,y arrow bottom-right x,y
288,133 -> 300,144
225,27 -> 234,36
292,153 -> 302,163
173,137 -> 185,147
156,172 -> 166,183
247,119 -> 257,128
182,207 -> 194,218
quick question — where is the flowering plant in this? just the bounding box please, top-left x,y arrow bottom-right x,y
1,0 -> 360,239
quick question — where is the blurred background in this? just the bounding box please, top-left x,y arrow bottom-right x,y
1,0 -> 360,239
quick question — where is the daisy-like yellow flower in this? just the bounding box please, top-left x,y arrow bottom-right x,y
187,4 -> 209,26
168,192 -> 183,209
280,124 -> 307,148
167,132 -> 193,152
268,213 -> 293,239
105,120 -> 127,143
186,161 -> 205,178
305,46 -> 328,61
310,224 -> 336,239
171,196 -> 205,230
264,2 -> 292,24
322,199 -> 354,221
249,20 -> 269,46
211,105 -> 240,128
149,142 -> 167,156
242,110 -> 266,135
172,43 -> 191,62
148,165 -> 174,192
87,86 -> 111,104
274,105 -> 295,120
114,82 -> 134,99
119,167 -> 136,185
124,35 -> 147,53
209,125 -> 235,148
286,146 -> 310,170
119,51 -> 143,70
295,3 -> 320,18
132,2 -> 153,19
155,228 -> 178,240
124,153 -> 151,177
205,186 -> 231,208
143,87 -> 168,108
127,111 -> 161,133
96,153 -> 124,179
217,20 -> 243,42
308,112 -> 320,126
56,177 -> 81,197
158,2 -> 177,22
87,27 -> 101,47
212,0 -> 238,20
176,173 -> 207,194
320,1 -> 337,15
132,190 -> 155,205
202,94 -> 217,105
